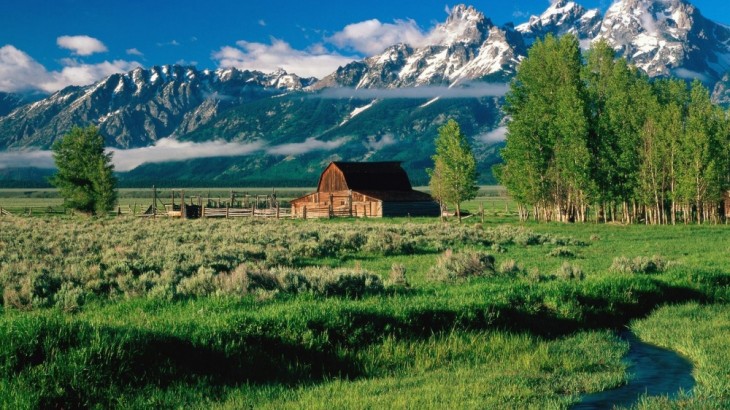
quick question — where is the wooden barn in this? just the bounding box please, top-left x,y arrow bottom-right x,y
290,162 -> 440,218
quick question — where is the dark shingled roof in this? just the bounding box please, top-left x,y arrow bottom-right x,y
329,161 -> 413,191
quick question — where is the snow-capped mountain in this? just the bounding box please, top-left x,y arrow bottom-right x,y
0,65 -> 314,149
595,0 -> 730,80
1,1 -> 730,186
516,0 -> 603,47
311,5 -> 525,89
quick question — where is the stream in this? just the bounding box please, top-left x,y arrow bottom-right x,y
573,331 -> 695,409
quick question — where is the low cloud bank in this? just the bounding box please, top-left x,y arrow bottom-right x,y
479,126 -> 508,144
0,150 -> 54,170
317,83 -> 509,99
0,137 -> 348,171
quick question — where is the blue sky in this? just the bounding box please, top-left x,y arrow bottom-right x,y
1,0 -> 727,93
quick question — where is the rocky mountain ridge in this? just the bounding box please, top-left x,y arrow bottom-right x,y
0,0 -> 728,186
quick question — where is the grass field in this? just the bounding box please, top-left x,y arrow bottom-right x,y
0,188 -> 727,408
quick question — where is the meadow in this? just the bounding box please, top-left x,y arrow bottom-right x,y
0,190 -> 728,409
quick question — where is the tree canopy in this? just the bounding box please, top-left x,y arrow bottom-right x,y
50,126 -> 117,215
428,119 -> 479,221
498,34 -> 730,224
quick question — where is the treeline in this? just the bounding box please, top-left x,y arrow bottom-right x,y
497,34 -> 730,224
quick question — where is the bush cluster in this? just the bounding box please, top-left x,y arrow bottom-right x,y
0,218 -> 583,310
609,255 -> 668,274
429,249 -> 495,282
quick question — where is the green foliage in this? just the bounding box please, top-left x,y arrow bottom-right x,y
428,249 -> 495,282
609,255 -> 668,274
428,119 -> 479,220
631,304 -> 730,408
501,37 -> 730,224
0,217 -> 729,408
50,126 -> 117,215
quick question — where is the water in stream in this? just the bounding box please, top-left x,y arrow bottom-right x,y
573,331 -> 695,409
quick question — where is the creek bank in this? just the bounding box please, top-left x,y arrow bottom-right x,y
574,330 -> 694,409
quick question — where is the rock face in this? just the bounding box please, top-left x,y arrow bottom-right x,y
595,0 -> 730,80
516,0 -> 603,47
0,65 -> 314,149
0,92 -> 31,117
713,73 -> 730,106
310,5 -> 525,89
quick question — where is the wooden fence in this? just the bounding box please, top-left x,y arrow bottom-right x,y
201,206 -> 290,219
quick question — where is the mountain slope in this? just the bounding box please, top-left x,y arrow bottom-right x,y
1,1 -> 729,187
311,5 -> 525,89
0,66 -> 314,150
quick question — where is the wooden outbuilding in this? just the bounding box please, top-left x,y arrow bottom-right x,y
290,162 -> 440,218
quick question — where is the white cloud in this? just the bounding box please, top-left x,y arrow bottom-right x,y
0,45 -> 141,93
317,83 -> 509,99
327,19 -> 430,55
57,35 -> 108,56
0,149 -> 54,169
479,126 -> 508,144
0,45 -> 55,93
157,40 -> 180,47
266,137 -> 348,156
258,19 -> 267,27
0,137 -> 350,171
109,138 -> 265,171
364,134 -> 396,151
126,48 -> 144,56
212,38 -> 356,79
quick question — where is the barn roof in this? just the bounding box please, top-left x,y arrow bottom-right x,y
319,161 -> 414,192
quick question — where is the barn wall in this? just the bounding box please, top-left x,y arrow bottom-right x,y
317,165 -> 348,192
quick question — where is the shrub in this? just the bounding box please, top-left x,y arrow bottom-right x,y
387,263 -> 409,287
498,259 -> 522,277
610,255 -> 667,274
177,267 -> 216,297
556,262 -> 584,281
429,249 -> 495,282
273,268 -> 311,294
306,267 -> 384,297
364,231 -> 415,256
54,283 -> 85,312
549,247 -> 576,258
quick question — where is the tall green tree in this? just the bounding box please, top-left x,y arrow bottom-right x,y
500,34 -> 591,222
50,126 -> 117,216
428,119 -> 478,222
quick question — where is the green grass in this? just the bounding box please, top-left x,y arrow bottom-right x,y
0,207 -> 728,408
629,303 -> 730,409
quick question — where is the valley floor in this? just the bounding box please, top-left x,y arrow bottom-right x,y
0,200 -> 728,408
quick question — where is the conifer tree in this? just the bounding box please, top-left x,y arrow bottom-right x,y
50,126 -> 117,216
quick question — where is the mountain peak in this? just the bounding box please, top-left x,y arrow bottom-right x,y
516,0 -> 601,46
429,4 -> 492,47
598,0 -> 730,80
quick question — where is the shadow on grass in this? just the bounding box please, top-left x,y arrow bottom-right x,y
2,277 -> 718,408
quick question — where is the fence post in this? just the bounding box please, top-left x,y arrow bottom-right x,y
303,206 -> 307,220
329,194 -> 334,219
225,206 -> 229,219
480,202 -> 484,224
